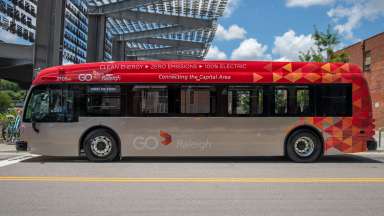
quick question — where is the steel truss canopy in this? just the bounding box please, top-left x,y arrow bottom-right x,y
87,0 -> 228,60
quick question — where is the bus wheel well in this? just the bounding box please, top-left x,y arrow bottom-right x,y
79,126 -> 121,158
284,125 -> 324,157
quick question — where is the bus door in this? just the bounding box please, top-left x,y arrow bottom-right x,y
23,85 -> 79,155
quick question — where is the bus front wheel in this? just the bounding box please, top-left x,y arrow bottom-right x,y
286,129 -> 322,163
83,129 -> 119,162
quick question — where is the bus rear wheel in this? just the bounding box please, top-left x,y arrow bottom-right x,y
83,129 -> 118,162
286,129 -> 322,163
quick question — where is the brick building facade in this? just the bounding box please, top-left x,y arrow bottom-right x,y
336,32 -> 384,129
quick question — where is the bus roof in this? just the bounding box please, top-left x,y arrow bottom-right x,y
33,61 -> 363,85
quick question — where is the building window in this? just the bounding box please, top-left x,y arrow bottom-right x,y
364,50 -> 371,71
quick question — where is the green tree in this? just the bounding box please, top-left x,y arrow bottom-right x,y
0,79 -> 20,91
299,25 -> 349,63
0,91 -> 12,113
0,79 -> 26,108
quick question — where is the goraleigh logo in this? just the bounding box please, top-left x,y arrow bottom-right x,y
160,130 -> 172,145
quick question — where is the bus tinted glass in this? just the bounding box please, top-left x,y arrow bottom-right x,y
25,84 -> 353,120
228,86 -> 263,116
296,88 -> 311,115
317,85 -> 352,116
24,86 -> 75,122
86,85 -> 121,116
180,86 -> 215,114
132,85 -> 168,115
275,88 -> 288,115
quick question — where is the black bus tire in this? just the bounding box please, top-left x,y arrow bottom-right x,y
286,129 -> 323,163
83,129 -> 118,162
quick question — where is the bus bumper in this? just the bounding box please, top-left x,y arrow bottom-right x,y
16,140 -> 28,151
367,139 -> 377,151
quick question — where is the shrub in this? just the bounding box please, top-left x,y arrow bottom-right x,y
0,92 -> 11,113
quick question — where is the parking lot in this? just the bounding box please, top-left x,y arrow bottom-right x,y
1,143 -> 384,216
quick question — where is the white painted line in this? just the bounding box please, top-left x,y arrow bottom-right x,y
0,153 -> 39,168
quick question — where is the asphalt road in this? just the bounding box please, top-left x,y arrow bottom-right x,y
0,153 -> 384,216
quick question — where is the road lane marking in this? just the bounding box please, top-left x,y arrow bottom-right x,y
1,176 -> 384,183
0,154 -> 39,168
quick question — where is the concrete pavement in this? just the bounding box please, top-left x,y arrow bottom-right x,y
0,143 -> 26,160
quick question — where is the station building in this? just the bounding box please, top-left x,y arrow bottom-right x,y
0,0 -> 89,64
63,0 -> 89,64
337,32 -> 384,130
0,0 -> 37,44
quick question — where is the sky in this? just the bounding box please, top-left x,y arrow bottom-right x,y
207,0 -> 384,61
1,0 -> 383,62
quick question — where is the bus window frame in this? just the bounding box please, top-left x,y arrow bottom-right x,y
24,83 -> 353,119
315,83 -> 353,117
226,86 -> 264,117
23,84 -> 78,123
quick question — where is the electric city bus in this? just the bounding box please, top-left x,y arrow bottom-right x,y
21,61 -> 375,162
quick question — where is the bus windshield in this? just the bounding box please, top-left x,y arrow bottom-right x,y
24,86 -> 75,122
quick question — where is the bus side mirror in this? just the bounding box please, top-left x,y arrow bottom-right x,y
31,115 -> 40,133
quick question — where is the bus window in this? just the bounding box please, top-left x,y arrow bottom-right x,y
180,86 -> 215,114
168,86 -> 181,114
24,86 -> 75,122
296,88 -> 311,115
251,87 -> 263,115
317,85 -> 352,116
275,88 -> 288,115
50,87 -> 75,121
86,85 -> 121,116
228,87 -> 251,115
132,85 -> 168,115
25,87 -> 49,122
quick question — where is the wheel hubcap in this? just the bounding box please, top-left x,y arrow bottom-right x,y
294,136 -> 315,157
90,136 -> 112,157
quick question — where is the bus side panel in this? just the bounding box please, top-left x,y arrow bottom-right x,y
350,76 -> 374,152
23,122 -> 83,156
295,74 -> 373,155
25,113 -> 369,157
295,116 -> 368,155
77,117 -> 300,157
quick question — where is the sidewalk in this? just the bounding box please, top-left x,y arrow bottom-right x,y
353,150 -> 384,155
353,151 -> 384,163
0,142 -> 17,152
0,143 -> 25,160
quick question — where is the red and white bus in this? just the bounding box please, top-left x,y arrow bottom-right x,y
22,61 -> 375,162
